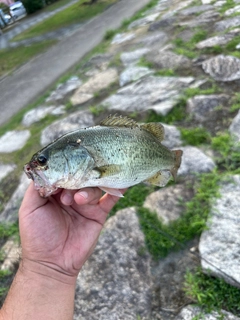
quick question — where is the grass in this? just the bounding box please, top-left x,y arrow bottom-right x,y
185,268 -> 240,316
0,40 -> 56,78
211,132 -> 240,173
136,172 -> 220,259
180,127 -> 211,146
13,0 -> 117,41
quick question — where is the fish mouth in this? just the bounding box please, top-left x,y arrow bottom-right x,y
24,163 -> 58,197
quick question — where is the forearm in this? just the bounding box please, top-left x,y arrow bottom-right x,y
0,260 -> 77,320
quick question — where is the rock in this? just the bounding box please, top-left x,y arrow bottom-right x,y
128,12 -> 160,29
179,10 -> 220,27
151,240 -> 199,319
71,69 -> 118,105
178,146 -> 216,176
224,4 -> 240,16
201,0 -> 212,3
202,55 -> 240,81
176,305 -> 240,320
0,174 -> 30,223
229,110 -> 240,141
214,16 -> 240,31
74,208 -> 153,320
50,105 -> 66,116
146,51 -> 191,71
138,31 -> 168,48
0,130 -> 30,153
0,163 -> 16,182
119,66 -> 153,87
46,76 -> 82,103
102,75 -> 195,115
187,94 -> 230,122
111,32 -> 135,45
148,17 -> 176,31
214,0 -> 227,7
199,175 -> 240,288
162,124 -> 182,149
1,239 -> 20,271
40,110 -> 94,146
81,53 -> 112,70
179,4 -> 214,15
196,34 -> 235,49
143,183 -> 193,224
22,105 -> 56,127
120,48 -> 150,66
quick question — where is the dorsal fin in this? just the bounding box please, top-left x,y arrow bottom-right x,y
100,114 -> 138,128
140,122 -> 165,141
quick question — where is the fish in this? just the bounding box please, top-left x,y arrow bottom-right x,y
24,115 -> 183,198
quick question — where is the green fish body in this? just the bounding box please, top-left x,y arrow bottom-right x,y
24,115 -> 182,197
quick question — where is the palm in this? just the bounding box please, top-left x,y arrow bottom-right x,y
19,183 -> 122,276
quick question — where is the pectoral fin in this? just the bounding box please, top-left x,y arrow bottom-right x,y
99,187 -> 124,197
94,164 -> 121,177
144,171 -> 171,187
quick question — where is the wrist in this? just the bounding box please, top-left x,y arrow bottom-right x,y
19,258 -> 78,286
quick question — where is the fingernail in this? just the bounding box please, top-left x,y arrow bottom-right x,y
62,193 -> 73,205
78,191 -> 88,200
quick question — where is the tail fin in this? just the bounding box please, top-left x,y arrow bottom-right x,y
170,150 -> 183,181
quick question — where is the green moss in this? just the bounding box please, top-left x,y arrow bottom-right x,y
180,127 -> 211,146
137,172 -> 220,260
146,98 -> 187,125
110,184 -> 156,217
184,85 -> 220,99
155,69 -> 176,76
185,268 -> 240,315
211,133 -> 240,172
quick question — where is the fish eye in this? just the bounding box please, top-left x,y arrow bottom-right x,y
37,154 -> 48,166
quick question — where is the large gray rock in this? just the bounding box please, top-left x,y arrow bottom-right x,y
202,55 -> 240,81
74,207 -> 153,320
0,130 -> 30,153
119,66 -> 153,87
196,34 -> 235,49
138,32 -> 169,48
143,183 -> 193,224
102,75 -> 195,115
0,174 -> 30,223
120,48 -> 150,66
176,305 -> 240,320
229,110 -> 240,142
71,69 -> 118,105
128,12 -> 160,29
224,4 -> 240,15
199,175 -> 240,288
178,146 -> 216,176
214,16 -> 240,31
111,32 -> 135,45
46,76 -> 82,103
146,51 -> 191,71
22,105 -> 58,127
40,111 -> 94,146
162,124 -> 182,149
179,4 -> 214,15
187,94 -> 230,122
0,163 -> 16,182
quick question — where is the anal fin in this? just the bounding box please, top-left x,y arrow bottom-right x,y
144,171 -> 171,187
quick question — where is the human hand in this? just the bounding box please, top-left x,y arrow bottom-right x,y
19,182 -> 124,283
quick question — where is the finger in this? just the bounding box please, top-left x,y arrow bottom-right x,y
74,187 -> 103,206
99,188 -> 127,214
60,189 -> 77,206
19,181 -> 48,217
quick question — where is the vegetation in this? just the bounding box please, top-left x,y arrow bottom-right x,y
185,268 -> 240,315
13,0 -> 117,41
0,41 -> 56,78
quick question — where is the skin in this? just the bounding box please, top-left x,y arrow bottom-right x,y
0,182 -> 125,320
